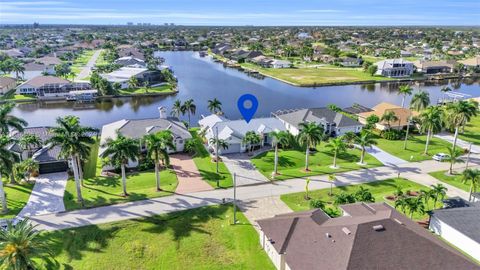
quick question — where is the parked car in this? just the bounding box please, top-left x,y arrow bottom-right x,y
432,153 -> 450,161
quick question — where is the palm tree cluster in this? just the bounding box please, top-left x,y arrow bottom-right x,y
394,183 -> 447,219
171,99 -> 196,127
0,58 -> 25,79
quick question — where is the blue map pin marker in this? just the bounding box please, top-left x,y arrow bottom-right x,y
237,94 -> 258,123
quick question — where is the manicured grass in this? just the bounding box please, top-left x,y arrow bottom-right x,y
1,90 -> 36,101
458,115 -> 480,145
190,129 -> 233,188
241,63 -> 393,86
251,146 -> 383,180
70,50 -> 95,77
118,84 -> 175,95
375,134 -> 453,162
429,170 -> 473,193
38,204 -> 274,270
280,178 -> 443,221
95,50 -> 108,66
0,181 -> 34,219
64,140 -> 178,210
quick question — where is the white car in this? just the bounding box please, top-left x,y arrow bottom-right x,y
432,153 -> 450,162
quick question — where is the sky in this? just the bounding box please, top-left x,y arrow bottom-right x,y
0,0 -> 479,26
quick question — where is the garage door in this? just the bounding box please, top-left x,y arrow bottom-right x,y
39,161 -> 68,174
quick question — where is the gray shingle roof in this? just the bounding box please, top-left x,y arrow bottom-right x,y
431,200 -> 480,243
275,108 -> 362,129
118,117 -> 191,140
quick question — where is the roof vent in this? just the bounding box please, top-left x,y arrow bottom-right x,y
325,233 -> 331,238
342,227 -> 351,235
394,218 -> 403,225
372,225 -> 385,231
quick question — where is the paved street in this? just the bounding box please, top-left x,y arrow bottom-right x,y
76,49 -> 102,80
17,172 -> 68,218
435,133 -> 480,153
29,154 -> 480,231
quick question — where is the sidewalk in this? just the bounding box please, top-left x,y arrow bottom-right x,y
29,154 -> 480,231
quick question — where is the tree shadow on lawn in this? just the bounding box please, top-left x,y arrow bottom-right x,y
198,169 -> 230,188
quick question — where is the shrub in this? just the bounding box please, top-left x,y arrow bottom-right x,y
309,199 -> 325,209
334,192 -> 356,205
381,130 -> 403,140
355,187 -> 375,202
184,139 -> 197,155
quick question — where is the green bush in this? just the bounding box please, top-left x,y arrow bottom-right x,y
309,199 -> 325,209
381,130 -> 403,140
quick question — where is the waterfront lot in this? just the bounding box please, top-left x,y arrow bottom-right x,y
39,204 -> 274,270
118,84 -> 174,95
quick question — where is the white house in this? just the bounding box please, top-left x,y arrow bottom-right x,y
375,59 -> 414,78
16,75 -> 93,99
101,67 -> 149,89
270,59 -> 292,69
16,75 -> 70,95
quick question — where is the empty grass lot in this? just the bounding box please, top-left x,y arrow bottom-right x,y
374,134 -> 453,162
118,84 -> 175,95
280,178 -> 443,221
38,204 -> 274,270
251,146 -> 382,180
189,129 -> 233,188
64,139 -> 178,210
429,170 -> 474,193
458,115 -> 480,146
241,63 -> 393,86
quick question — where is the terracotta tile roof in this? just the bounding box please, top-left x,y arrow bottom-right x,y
358,102 -> 418,127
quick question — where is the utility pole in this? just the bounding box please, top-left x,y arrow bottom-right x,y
215,126 -> 219,174
233,172 -> 237,224
465,143 -> 473,170
403,116 -> 411,150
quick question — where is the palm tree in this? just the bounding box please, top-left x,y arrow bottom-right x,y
101,132 -> 139,196
171,99 -> 183,118
440,86 -> 452,102
325,137 -> 347,169
430,183 -> 448,208
47,116 -> 95,206
0,136 -> 19,213
297,122 -> 324,171
0,219 -> 52,269
144,131 -> 176,191
10,60 -> 25,80
462,169 -> 480,201
243,131 -> 261,153
128,76 -> 139,89
182,99 -> 196,127
270,131 -> 290,176
444,100 -> 478,152
398,85 -> 413,108
406,197 -> 424,219
445,146 -> 463,175
20,159 -> 39,182
394,196 -> 408,214
380,111 -> 398,130
418,106 -> 443,154
207,98 -> 222,114
305,177 -> 310,200
419,189 -> 434,211
355,132 -> 377,165
0,102 -> 27,135
410,90 -> 430,111
18,134 -> 41,159
208,137 -> 228,176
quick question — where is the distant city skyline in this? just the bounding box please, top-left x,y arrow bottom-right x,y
1,0 -> 479,26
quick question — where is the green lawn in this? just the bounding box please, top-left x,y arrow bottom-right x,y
251,146 -> 383,180
1,90 -> 36,101
375,134 -> 453,162
38,204 -> 274,270
280,178 -> 443,221
70,50 -> 95,77
95,50 -> 108,66
429,170 -> 474,193
64,139 -> 178,210
241,63 -> 393,86
458,115 -> 480,145
118,84 -> 175,95
190,129 -> 233,188
0,181 -> 34,219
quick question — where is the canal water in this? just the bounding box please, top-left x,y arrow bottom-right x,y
12,51 -> 480,128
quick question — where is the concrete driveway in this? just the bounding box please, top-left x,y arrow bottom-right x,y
17,172 -> 68,218
221,153 -> 269,186
360,145 -> 407,166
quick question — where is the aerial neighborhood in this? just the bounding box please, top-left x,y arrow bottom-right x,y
0,6 -> 479,270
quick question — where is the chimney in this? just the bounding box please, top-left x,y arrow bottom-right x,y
158,106 -> 167,119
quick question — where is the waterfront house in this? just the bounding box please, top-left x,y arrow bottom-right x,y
270,59 -> 292,69
9,127 -> 68,174
460,56 -> 480,68
99,107 -> 191,170
375,59 -> 414,78
356,102 -> 418,130
16,75 -> 93,99
413,60 -> 456,74
257,202 -> 478,270
101,67 -> 150,89
0,77 -> 16,95
114,56 -> 146,68
429,197 -> 480,262
273,108 -> 363,137
199,114 -> 286,154
16,75 -> 70,95
118,47 -> 145,60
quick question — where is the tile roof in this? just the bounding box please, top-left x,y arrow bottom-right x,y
0,77 -> 16,87
274,108 -> 362,129
20,76 -> 70,88
357,102 -> 418,127
258,202 -> 478,270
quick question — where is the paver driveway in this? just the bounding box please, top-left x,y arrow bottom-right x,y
171,154 -> 214,194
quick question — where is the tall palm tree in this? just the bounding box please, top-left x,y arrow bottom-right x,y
171,99 -> 183,118
410,91 -> 430,112
380,111 -> 398,130
0,219 -> 52,269
128,76 -> 139,89
0,136 -> 19,213
430,183 -> 448,208
418,106 -> 443,154
242,131 -> 261,153
209,136 -> 228,177
325,137 -> 347,168
445,146 -> 463,175
181,99 -> 196,127
355,132 -> 377,165
419,189 -> 434,211
47,116 -> 95,206
18,134 -> 41,159
270,131 -> 290,176
144,131 -> 175,191
398,85 -> 413,108
0,102 -> 27,135
10,60 -> 25,80
207,98 -> 222,114
462,168 -> 480,201
100,132 -> 139,196
444,100 -> 477,152
297,122 -> 324,171
394,196 -> 408,214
